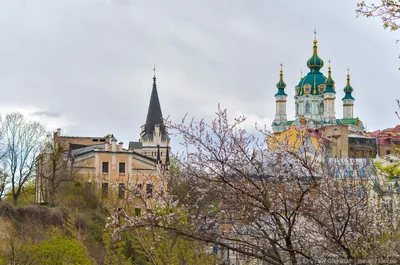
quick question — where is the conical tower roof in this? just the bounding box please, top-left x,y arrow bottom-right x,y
142,75 -> 167,138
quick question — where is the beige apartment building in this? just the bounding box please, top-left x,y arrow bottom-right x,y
35,74 -> 170,204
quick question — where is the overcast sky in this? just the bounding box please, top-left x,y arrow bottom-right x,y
0,0 -> 398,147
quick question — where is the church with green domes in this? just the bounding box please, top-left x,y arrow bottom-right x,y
272,37 -> 365,134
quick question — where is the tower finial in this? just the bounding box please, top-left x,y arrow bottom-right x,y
307,30 -> 323,71
325,60 -> 335,93
275,63 -> 287,93
153,64 -> 156,78
343,66 -> 354,101
300,70 -> 303,80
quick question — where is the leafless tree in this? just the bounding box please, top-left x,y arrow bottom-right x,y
357,1 -> 400,31
0,161 -> 8,201
0,116 -> 8,201
1,112 -> 45,205
107,108 -> 400,265
36,137 -> 76,205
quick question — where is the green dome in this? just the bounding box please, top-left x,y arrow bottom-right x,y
342,73 -> 355,100
275,69 -> 287,96
306,40 -> 324,71
324,66 -> 336,93
296,71 -> 327,96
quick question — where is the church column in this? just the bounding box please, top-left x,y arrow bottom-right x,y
342,69 -> 355,119
323,64 -> 336,123
272,64 -> 288,133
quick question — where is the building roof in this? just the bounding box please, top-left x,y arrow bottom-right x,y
70,144 -> 104,157
286,120 -> 294,125
142,76 -> 168,140
342,73 -> 355,100
336,118 -> 358,126
275,68 -> 287,97
129,141 -> 143,150
69,143 -> 158,165
294,39 -> 328,97
348,134 -> 375,139
370,126 -> 400,138
296,71 -> 327,97
306,39 -> 324,71
324,66 -> 336,93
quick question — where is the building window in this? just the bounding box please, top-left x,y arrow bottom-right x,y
386,150 -> 391,155
102,183 -> 108,197
295,103 -> 299,116
305,102 -> 311,114
146,183 -> 153,197
118,183 -> 125,199
119,162 -> 125,174
359,168 -> 366,178
135,208 -> 141,216
334,169 -> 340,179
136,183 -> 143,194
344,184 -> 353,196
102,162 -> 109,173
345,168 -> 353,178
319,103 -> 324,114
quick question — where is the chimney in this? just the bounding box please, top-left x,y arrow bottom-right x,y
111,137 -> 117,152
56,128 -> 61,137
119,142 -> 123,150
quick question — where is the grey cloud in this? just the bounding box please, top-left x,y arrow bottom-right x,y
0,0 -> 396,147
30,111 -> 60,118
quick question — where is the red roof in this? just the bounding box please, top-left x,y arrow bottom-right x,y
370,125 -> 400,138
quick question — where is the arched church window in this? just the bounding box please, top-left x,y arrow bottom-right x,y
305,102 -> 311,114
319,103 -> 324,114
295,103 -> 299,116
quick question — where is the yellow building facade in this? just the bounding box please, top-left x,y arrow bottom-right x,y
270,36 -> 377,159
35,74 -> 170,204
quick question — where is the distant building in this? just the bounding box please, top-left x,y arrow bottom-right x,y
368,125 -> 400,156
270,35 -> 382,158
35,73 -> 170,204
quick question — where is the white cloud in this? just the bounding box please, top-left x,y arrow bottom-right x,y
0,0 -> 396,147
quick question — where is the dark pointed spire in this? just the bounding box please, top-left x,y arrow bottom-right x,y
143,68 -> 166,138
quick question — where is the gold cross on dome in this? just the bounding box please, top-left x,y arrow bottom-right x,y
314,28 -> 317,40
153,64 -> 156,77
280,62 -> 283,71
